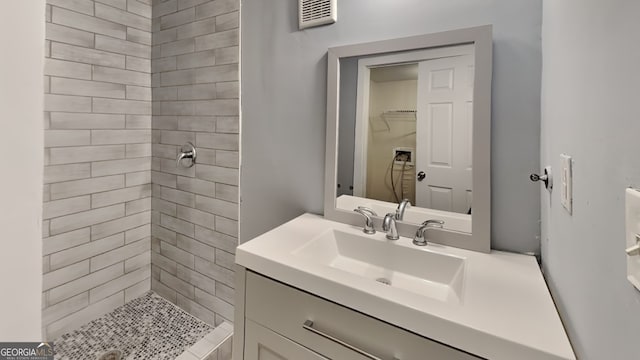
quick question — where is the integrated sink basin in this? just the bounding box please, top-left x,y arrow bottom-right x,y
292,228 -> 466,302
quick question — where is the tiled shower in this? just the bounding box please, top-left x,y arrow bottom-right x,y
41,0 -> 239,352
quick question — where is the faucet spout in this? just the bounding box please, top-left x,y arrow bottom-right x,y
413,219 -> 444,246
382,213 -> 399,240
395,199 -> 411,220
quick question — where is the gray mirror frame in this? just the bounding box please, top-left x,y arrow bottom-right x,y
324,25 -> 492,253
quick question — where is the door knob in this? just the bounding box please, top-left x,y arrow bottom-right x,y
417,171 -> 426,181
530,166 -> 552,190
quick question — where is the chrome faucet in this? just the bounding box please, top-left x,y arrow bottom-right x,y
382,213 -> 399,240
395,199 -> 411,220
354,207 -> 377,234
413,220 -> 444,246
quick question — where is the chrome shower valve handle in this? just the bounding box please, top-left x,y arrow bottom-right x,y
177,142 -> 197,168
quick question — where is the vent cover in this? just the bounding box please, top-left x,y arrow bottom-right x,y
299,0 -> 337,29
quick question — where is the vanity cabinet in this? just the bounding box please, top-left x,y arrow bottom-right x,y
236,269 -> 481,360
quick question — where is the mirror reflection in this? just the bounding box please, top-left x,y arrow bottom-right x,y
337,44 -> 475,230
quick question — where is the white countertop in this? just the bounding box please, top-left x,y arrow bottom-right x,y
236,213 -> 575,360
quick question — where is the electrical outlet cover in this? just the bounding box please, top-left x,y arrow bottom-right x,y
560,154 -> 572,214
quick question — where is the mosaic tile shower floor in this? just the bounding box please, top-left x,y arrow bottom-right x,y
53,292 -> 215,360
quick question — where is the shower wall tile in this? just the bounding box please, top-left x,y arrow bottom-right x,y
151,1 -> 239,322
43,0 -> 152,340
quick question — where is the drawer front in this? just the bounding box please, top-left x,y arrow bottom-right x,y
245,272 -> 482,360
245,320 -> 328,360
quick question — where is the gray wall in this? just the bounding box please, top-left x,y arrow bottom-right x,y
42,0 -> 152,340
541,0 -> 640,358
150,0 -> 239,327
241,0 -> 543,253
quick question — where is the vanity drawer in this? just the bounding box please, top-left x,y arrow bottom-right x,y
245,271 -> 481,360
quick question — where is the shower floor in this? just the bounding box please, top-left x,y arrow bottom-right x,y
53,292 -> 230,360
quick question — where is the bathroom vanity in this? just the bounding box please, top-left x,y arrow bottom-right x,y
232,214 -> 575,360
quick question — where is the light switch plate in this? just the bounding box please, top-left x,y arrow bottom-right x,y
560,154 -> 572,214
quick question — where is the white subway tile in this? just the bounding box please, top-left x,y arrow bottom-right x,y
215,116 -> 238,133
50,113 -> 126,129
195,164 -> 238,185
42,292 -> 88,327
195,133 -> 237,151
46,292 -> 123,339
51,42 -> 126,68
43,260 -> 90,291
96,0 -> 127,10
126,85 -> 152,101
95,3 -> 151,31
51,78 -> 126,99
45,59 -> 92,80
49,145 -> 125,165
93,66 -> 151,87
160,213 -> 195,237
126,114 -> 152,129
96,35 -> 151,58
126,171 -> 152,187
176,176 -> 214,197
91,211 -> 150,240
45,130 -> 91,148
90,237 -> 150,271
161,7 -> 195,29
126,197 -> 152,215
51,175 -> 124,200
153,0 -> 177,19
50,204 -> 125,236
215,11 -> 238,32
194,195 -> 237,220
161,38 -> 194,57
176,233 -> 214,261
46,23 -> 94,47
48,0 -> 95,15
176,17 -> 214,39
177,116 -> 215,132
127,0 -> 152,18
93,98 -> 152,115
44,94 -> 92,113
176,263 -> 214,295
124,278 -> 150,302
126,143 -> 152,157
160,269 -> 194,298
43,228 -> 90,256
194,0 -> 238,20
213,46 -> 238,65
92,157 -> 151,177
194,29 -> 238,51
44,195 -> 91,220
127,26 -> 152,46
125,224 -> 151,243
92,184 -> 151,208
126,56 -> 151,73
92,129 -> 151,145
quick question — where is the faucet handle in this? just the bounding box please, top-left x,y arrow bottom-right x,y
356,206 -> 378,217
353,208 -> 376,234
413,219 -> 444,246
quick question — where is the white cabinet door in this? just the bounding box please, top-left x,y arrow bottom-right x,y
244,320 -> 328,360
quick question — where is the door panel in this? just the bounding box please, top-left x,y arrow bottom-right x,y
416,54 -> 474,214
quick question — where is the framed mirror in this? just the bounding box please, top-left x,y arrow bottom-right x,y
324,26 -> 492,252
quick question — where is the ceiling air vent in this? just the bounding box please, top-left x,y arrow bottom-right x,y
299,0 -> 337,30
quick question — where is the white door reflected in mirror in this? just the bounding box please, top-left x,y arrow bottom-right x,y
349,45 -> 474,216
